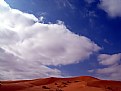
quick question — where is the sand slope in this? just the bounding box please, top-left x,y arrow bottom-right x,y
0,76 -> 121,91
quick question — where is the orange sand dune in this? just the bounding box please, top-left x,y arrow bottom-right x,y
0,76 -> 121,91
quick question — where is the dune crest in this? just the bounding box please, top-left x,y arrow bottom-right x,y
0,76 -> 121,91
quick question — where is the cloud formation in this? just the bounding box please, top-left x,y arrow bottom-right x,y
99,0 -> 121,17
96,53 -> 121,80
98,53 -> 121,65
0,0 -> 101,80
0,48 -> 61,80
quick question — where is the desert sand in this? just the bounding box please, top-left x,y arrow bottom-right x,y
0,76 -> 121,91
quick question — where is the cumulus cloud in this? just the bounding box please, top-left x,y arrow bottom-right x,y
99,0 -> 121,17
98,53 -> 121,65
97,65 -> 121,80
96,53 -> 121,80
0,0 -> 101,80
0,48 -> 61,80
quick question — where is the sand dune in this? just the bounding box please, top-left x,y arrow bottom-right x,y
0,76 -> 121,91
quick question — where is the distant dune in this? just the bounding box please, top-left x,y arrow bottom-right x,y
0,76 -> 121,91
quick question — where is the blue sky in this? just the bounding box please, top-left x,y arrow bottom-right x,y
0,0 -> 121,80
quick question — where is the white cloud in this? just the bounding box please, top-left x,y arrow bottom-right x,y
98,53 -> 121,65
99,0 -> 121,17
97,65 -> 118,74
0,48 -> 61,80
38,16 -> 45,23
1,21 -> 101,65
0,0 -> 101,80
97,65 -> 121,80
95,53 -> 121,80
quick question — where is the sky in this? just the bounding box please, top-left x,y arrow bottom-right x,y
0,0 -> 121,81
